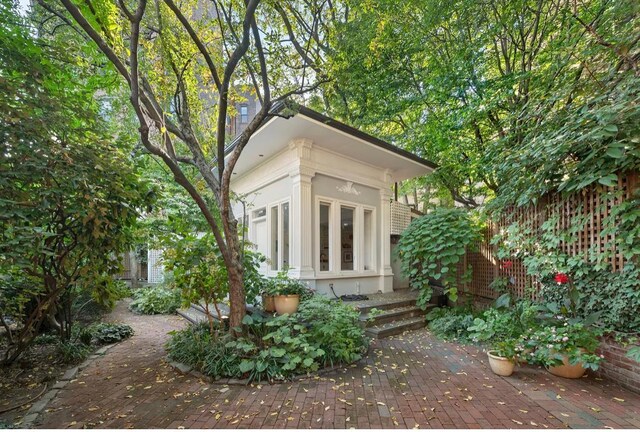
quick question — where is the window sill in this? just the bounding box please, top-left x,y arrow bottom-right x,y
313,271 -> 380,280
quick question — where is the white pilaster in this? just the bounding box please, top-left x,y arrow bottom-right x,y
379,171 -> 394,292
288,139 -> 315,279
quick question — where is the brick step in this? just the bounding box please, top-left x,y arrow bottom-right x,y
360,305 -> 429,327
364,316 -> 427,339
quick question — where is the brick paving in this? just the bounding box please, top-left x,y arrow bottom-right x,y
36,301 -> 640,429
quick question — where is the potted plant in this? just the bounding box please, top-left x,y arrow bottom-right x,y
487,338 -> 519,376
268,271 -> 309,315
261,279 -> 277,313
524,320 -> 603,378
524,272 -> 605,378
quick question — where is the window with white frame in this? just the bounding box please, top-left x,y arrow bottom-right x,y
317,198 -> 375,274
269,201 -> 290,271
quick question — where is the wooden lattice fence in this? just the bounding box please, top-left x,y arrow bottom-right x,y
461,171 -> 639,301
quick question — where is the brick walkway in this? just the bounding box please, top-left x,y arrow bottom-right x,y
36,302 -> 640,429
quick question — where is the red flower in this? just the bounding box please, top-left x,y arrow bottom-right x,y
554,273 -> 569,284
501,260 -> 513,270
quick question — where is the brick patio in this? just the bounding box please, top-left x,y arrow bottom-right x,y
34,301 -> 640,429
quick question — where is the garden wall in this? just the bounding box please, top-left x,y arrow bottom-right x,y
596,337 -> 640,394
460,171 -> 638,301
457,171 -> 639,392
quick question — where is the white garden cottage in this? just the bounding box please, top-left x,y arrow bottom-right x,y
228,103 -> 436,297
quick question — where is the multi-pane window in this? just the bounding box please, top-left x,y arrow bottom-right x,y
239,105 -> 249,123
270,201 -> 290,271
340,206 -> 354,271
318,199 -> 375,274
319,203 -> 330,272
363,209 -> 373,270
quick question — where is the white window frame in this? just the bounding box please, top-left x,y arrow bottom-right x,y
315,195 -> 377,278
266,198 -> 291,274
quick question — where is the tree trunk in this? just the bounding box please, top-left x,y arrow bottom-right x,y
226,261 -> 245,334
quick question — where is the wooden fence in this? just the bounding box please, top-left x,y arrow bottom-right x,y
460,171 -> 639,301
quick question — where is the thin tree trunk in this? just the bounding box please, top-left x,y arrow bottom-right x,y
226,262 -> 245,334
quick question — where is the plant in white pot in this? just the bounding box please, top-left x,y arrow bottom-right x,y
487,338 -> 519,376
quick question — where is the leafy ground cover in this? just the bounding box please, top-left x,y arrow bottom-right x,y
167,296 -> 369,382
129,284 -> 182,315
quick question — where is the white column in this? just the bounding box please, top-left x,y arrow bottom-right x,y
288,139 -> 315,279
379,174 -> 394,292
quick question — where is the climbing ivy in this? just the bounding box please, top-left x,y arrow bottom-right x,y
396,208 -> 482,306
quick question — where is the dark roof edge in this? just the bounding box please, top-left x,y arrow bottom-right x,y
225,100 -> 438,171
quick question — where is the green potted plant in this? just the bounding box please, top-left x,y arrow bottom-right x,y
487,338 -> 519,376
524,272 -> 605,378
261,279 -> 277,313
268,271 -> 309,315
524,321 -> 603,378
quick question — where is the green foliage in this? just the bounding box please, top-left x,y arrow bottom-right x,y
129,285 -> 181,315
55,340 -> 91,364
522,321 -> 604,371
158,215 -> 267,321
297,296 -> 367,365
467,295 -> 537,344
263,271 -> 313,298
491,338 -> 521,360
323,0 -> 640,210
33,334 -> 58,345
0,1 -> 151,364
495,214 -> 640,333
165,322 -> 215,367
627,346 -> 640,363
110,281 -> 133,302
90,323 -> 134,344
167,297 -> 368,382
426,307 -> 476,342
539,264 -> 640,333
397,208 -> 481,304
162,232 -> 231,317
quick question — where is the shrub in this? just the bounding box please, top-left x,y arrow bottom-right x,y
129,285 -> 181,315
166,322 -> 213,368
91,323 -> 134,344
539,263 -> 640,333
297,296 -> 367,365
166,296 -> 369,382
33,333 -> 58,345
426,306 -> 476,342
396,208 -> 482,306
56,340 -> 91,364
467,295 -> 537,343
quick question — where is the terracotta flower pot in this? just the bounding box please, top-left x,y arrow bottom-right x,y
548,353 -> 586,379
262,294 -> 276,313
487,351 -> 515,377
274,294 -> 300,315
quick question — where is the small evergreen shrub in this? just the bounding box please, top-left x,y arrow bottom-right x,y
129,285 -> 181,315
33,333 -> 58,345
426,306 -> 476,342
91,323 -> 134,344
56,340 -> 91,364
